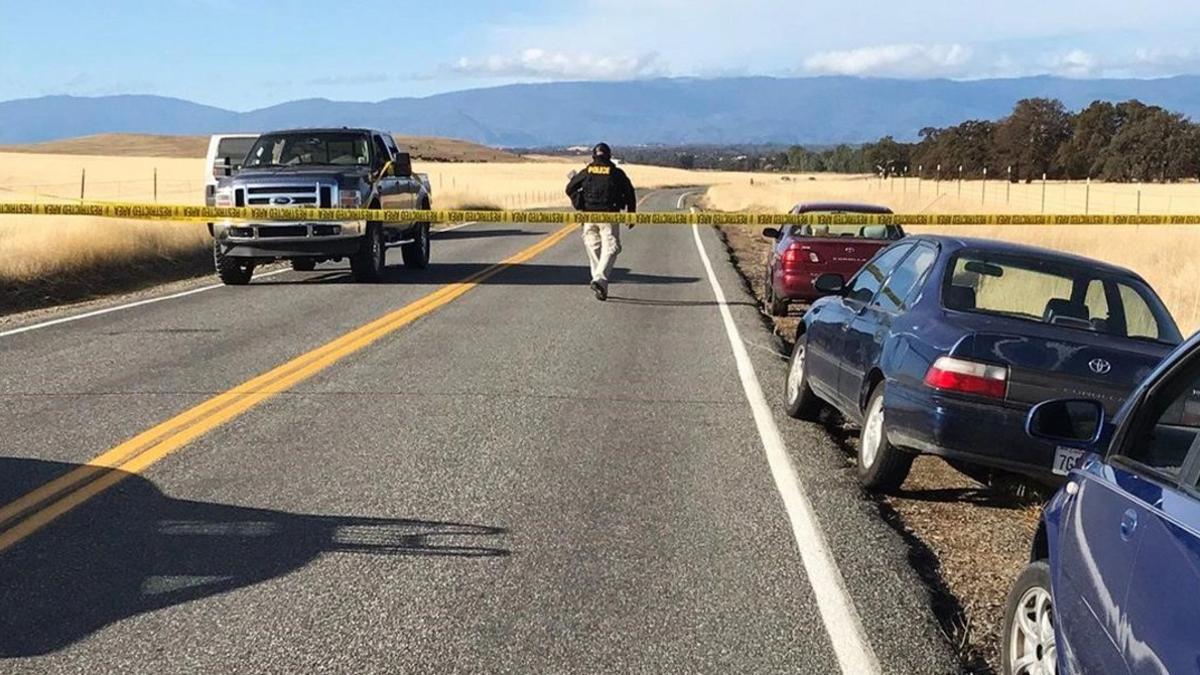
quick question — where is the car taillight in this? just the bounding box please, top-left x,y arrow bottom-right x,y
924,356 -> 1008,399
782,245 -> 817,267
339,191 -> 361,208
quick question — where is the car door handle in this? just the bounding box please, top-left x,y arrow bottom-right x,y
1120,509 -> 1138,541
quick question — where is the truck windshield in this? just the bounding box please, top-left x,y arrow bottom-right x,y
243,133 -> 371,168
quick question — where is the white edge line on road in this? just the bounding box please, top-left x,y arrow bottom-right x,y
0,221 -> 482,339
690,223 -> 883,675
676,191 -> 699,210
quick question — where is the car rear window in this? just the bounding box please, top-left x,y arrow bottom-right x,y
793,223 -> 903,240
943,251 -> 1182,344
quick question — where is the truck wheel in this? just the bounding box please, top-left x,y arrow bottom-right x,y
858,383 -> 914,493
290,259 -> 316,272
213,241 -> 254,285
784,333 -> 823,421
401,223 -> 430,269
350,225 -> 385,282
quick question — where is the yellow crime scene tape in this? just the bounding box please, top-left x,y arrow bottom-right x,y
3,201 -> 1200,226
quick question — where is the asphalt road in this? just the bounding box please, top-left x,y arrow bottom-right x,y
0,189 -> 959,674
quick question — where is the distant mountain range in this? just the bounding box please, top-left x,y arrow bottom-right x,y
5,76 -> 1200,147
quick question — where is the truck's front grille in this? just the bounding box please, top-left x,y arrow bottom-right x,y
241,184 -> 327,208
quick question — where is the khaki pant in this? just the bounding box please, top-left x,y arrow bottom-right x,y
581,222 -> 622,284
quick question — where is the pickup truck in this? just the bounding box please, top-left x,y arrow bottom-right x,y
209,127 -> 433,284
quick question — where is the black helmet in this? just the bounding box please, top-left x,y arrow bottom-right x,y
592,142 -> 612,161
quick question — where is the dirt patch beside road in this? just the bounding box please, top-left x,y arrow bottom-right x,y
717,222 -> 1041,673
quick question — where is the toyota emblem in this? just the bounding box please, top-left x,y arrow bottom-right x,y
845,247 -> 855,253
272,196 -> 292,205
1089,358 -> 1112,375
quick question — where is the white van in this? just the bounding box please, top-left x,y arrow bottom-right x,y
203,134 -> 258,205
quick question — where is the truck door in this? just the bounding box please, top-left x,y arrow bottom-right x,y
372,134 -> 402,211
383,134 -> 418,210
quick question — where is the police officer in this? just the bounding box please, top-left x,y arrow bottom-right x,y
565,142 -> 637,301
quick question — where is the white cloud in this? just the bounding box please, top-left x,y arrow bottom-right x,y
803,44 -> 973,78
1050,50 -> 1099,77
450,49 -> 665,80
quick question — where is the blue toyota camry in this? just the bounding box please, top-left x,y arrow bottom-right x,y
1002,331 -> 1200,675
783,234 -> 1183,491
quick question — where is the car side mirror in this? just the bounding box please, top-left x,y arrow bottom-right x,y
1026,399 -> 1105,448
393,152 -> 413,177
814,273 -> 846,295
762,227 -> 781,240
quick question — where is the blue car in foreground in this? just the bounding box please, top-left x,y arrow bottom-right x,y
783,235 -> 1182,491
1002,331 -> 1200,675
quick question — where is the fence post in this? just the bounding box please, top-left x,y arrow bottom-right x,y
1041,173 -> 1047,213
154,167 -> 158,203
1137,186 -> 1142,214
957,165 -> 963,198
982,167 -> 987,205
80,168 -> 86,200
1006,166 -> 1012,205
1084,177 -> 1090,215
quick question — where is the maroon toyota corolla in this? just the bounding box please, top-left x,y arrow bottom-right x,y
761,202 -> 905,316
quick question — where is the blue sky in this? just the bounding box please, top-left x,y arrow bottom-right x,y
3,0 -> 1200,109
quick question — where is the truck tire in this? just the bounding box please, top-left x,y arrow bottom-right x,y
350,224 -> 385,282
857,383 -> 914,493
401,223 -> 430,269
290,259 -> 316,272
213,241 -> 254,285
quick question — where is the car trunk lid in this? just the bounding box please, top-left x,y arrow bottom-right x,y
946,321 -> 1172,414
787,237 -> 890,277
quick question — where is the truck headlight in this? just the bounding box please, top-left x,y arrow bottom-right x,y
339,190 -> 361,208
215,187 -> 234,207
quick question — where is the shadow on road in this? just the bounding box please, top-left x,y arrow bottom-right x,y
257,264 -> 698,287
432,228 -> 541,240
0,457 -> 508,658
606,295 -> 756,308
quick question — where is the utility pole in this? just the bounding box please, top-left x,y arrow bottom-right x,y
917,165 -> 922,197
982,167 -> 987,205
1006,166 -> 1012,205
1041,173 -> 1048,213
957,165 -> 963,198
1084,177 -> 1090,215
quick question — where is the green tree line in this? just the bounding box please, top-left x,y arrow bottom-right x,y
782,97 -> 1200,181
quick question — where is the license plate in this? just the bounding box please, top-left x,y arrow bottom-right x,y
1052,446 -> 1086,476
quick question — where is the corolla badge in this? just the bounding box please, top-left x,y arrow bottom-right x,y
1089,358 -> 1112,375
272,196 -> 292,205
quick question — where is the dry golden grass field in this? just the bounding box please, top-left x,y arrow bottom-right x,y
704,174 -> 1200,334
2,138 -> 1199,332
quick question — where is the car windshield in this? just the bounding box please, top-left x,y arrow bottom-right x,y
242,133 -> 371,168
943,250 -> 1183,344
792,222 -> 903,240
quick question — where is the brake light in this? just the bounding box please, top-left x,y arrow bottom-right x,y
781,245 -> 818,267
924,356 -> 1008,399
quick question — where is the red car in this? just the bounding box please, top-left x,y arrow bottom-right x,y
761,202 -> 905,316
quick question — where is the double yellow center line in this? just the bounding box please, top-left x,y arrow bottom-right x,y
0,224 -> 575,553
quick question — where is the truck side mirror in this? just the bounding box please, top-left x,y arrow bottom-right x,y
393,152 -> 413,177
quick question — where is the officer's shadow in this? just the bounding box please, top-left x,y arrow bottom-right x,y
0,457 -> 508,658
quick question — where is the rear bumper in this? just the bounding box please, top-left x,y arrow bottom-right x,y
774,271 -> 822,302
885,381 -> 1064,483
